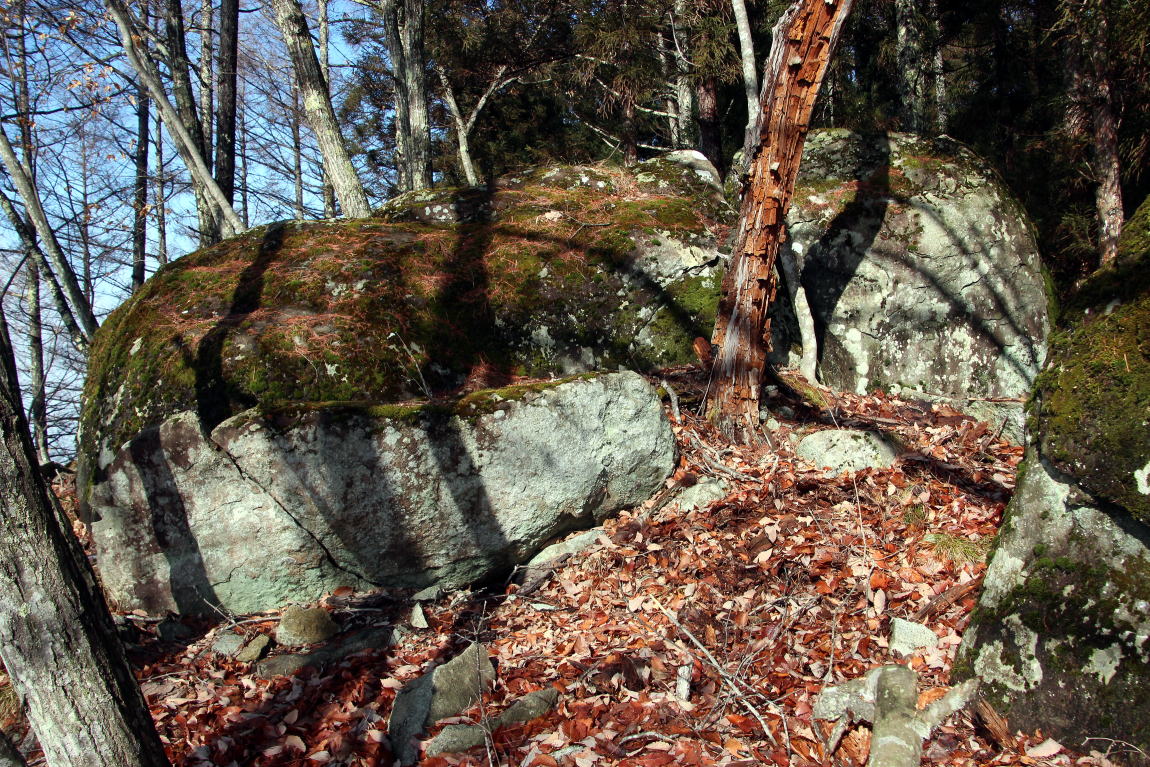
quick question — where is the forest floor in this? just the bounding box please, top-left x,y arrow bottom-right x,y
0,369 -> 1129,767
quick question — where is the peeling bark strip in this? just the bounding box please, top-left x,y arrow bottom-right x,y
0,313 -> 170,767
709,0 -> 853,443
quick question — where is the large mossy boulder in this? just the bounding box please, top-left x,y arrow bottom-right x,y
79,161 -> 726,504
90,371 -> 675,615
958,197 -> 1150,761
779,130 -> 1050,440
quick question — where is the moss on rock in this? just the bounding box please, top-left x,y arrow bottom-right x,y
79,164 -> 727,500
1035,195 -> 1150,523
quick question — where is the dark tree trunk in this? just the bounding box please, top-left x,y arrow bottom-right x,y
696,75 -> 722,175
133,63 -> 150,292
161,0 -> 220,244
709,0 -> 853,443
0,310 -> 171,767
215,0 -> 239,206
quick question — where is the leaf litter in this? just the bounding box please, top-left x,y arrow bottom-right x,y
9,368 -> 1128,767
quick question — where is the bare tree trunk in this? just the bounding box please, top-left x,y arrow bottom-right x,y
215,0 -> 239,206
696,76 -> 722,174
290,84 -> 306,218
895,0 -> 926,133
928,0 -> 946,134
731,0 -> 760,157
160,0 -> 219,243
23,263 -> 48,463
238,90 -> 249,227
199,0 -> 214,174
133,61 -> 150,292
270,0 -> 372,217
0,310 -> 172,767
436,68 -> 480,186
377,0 -> 431,191
0,126 -> 97,342
318,0 -> 337,216
153,111 -> 169,266
107,0 -> 244,239
0,191 -> 84,346
709,0 -> 853,443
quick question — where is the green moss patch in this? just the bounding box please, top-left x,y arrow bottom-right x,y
1035,196 -> 1150,522
80,165 -> 726,495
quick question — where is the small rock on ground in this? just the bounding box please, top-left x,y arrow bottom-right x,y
275,606 -> 338,646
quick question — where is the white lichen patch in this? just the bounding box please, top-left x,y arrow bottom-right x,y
1085,644 -> 1123,685
974,637 -> 1039,692
1135,460 -> 1150,496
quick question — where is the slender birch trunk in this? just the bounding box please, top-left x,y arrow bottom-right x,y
731,0 -> 760,158
153,111 -> 169,266
710,0 -> 853,443
133,63 -> 150,292
269,0 -> 372,217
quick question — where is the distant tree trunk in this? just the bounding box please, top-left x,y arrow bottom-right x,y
215,0 -> 239,206
160,0 -> 220,243
895,0 -> 926,132
0,310 -> 172,767
133,65 -> 150,292
377,0 -> 432,191
709,0 -> 853,443
317,0 -> 337,216
0,191 -> 85,346
107,0 -> 244,239
731,0 -> 760,157
270,0 -> 372,218
0,126 -> 98,342
696,75 -> 722,174
290,84 -> 306,218
153,110 -> 169,266
199,0 -> 214,174
238,93 -> 250,227
621,98 -> 638,167
23,263 -> 48,463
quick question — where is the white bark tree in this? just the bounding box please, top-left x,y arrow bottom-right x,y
269,0 -> 373,218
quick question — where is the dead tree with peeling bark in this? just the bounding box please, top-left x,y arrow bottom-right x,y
708,0 -> 853,443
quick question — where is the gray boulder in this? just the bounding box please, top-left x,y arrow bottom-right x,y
795,429 -> 898,475
957,201 -> 1150,761
90,372 -> 674,616
778,130 -> 1050,442
957,453 -> 1150,761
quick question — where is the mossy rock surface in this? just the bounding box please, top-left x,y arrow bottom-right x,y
1035,195 -> 1150,523
957,451 -> 1150,762
79,163 -> 728,496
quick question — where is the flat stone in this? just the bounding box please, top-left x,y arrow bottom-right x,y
495,688 -> 559,727
889,618 -> 938,655
388,643 -> 495,766
425,724 -> 486,758
255,626 -> 393,678
526,528 -> 602,568
412,585 -> 443,603
235,634 -> 271,663
275,606 -> 338,647
669,478 -> 728,513
796,429 -> 897,475
210,631 -> 246,657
